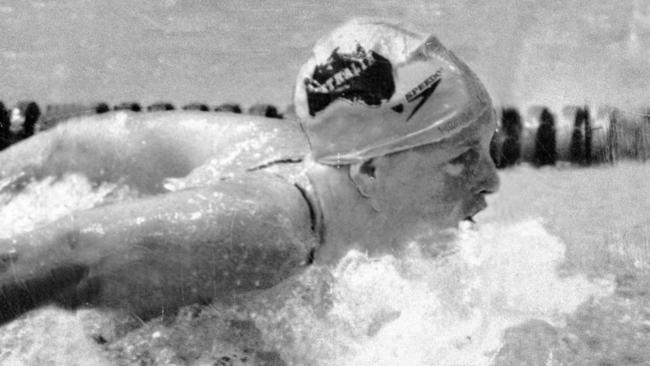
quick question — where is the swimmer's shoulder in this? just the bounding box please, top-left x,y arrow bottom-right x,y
117,111 -> 324,238
184,169 -> 323,260
251,158 -> 324,248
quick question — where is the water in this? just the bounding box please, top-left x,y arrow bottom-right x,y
250,221 -> 613,365
1,0 -> 650,111
2,163 -> 647,365
0,174 -> 139,238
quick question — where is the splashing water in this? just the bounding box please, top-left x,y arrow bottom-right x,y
247,220 -> 614,366
0,173 -> 140,238
0,173 -> 618,365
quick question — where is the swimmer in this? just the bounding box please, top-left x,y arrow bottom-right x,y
0,19 -> 498,324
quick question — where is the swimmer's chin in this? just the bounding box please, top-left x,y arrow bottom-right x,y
460,194 -> 488,224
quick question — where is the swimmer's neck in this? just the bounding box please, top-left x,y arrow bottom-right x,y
305,159 -> 393,264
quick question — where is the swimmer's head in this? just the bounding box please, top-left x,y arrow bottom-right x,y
294,18 -> 494,165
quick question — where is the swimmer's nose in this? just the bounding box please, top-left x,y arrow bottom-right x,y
473,151 -> 499,194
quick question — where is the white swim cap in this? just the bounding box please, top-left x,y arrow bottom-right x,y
294,18 -> 493,165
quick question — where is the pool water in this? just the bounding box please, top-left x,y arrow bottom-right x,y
2,0 -> 650,111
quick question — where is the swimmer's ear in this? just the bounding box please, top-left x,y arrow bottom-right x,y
349,158 -> 378,199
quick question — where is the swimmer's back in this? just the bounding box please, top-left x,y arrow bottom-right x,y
0,111 -> 310,193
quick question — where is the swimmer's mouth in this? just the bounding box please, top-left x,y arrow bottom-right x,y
462,195 -> 488,223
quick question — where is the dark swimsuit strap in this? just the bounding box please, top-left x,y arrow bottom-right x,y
252,158 -> 325,262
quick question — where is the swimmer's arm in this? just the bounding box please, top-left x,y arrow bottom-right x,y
0,173 -> 318,322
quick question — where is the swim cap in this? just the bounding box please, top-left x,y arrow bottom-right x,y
294,18 -> 493,165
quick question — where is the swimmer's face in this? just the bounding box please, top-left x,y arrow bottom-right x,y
368,114 -> 499,234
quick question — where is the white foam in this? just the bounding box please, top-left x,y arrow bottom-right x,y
254,219 -> 614,366
0,174 -> 137,238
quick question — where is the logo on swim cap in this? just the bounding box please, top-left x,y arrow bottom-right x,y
303,44 -> 395,117
404,68 -> 443,121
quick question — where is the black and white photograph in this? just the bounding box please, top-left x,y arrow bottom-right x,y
0,1 -> 648,365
